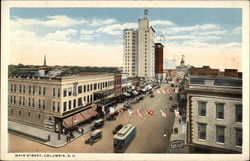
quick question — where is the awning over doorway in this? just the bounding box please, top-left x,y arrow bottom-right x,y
63,108 -> 98,128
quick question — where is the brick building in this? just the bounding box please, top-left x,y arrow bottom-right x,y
155,43 -> 164,80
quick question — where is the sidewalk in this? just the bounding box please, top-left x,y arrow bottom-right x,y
8,120 -> 93,148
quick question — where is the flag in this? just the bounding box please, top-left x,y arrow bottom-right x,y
73,115 -> 78,123
128,109 -> 134,116
102,106 -> 106,114
160,110 -> 167,117
174,110 -> 180,117
137,109 -> 143,117
92,104 -> 97,110
145,109 -> 155,116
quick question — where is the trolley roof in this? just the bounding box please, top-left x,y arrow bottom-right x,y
114,124 -> 135,140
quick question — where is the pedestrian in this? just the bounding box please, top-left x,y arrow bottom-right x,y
58,133 -> 61,140
48,134 -> 51,141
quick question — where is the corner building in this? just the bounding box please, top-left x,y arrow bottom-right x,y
123,17 -> 156,78
8,74 -> 115,132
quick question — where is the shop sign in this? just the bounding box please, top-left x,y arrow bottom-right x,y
170,140 -> 185,149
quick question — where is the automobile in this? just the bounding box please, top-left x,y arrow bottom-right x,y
138,95 -> 144,100
85,129 -> 102,145
124,104 -> 131,109
106,115 -> 116,121
150,94 -> 154,98
90,119 -> 104,131
112,124 -> 123,135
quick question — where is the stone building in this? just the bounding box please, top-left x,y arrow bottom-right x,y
8,74 -> 115,132
185,76 -> 242,153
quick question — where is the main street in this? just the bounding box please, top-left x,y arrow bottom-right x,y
9,84 -> 176,153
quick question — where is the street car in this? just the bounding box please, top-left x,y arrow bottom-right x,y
112,124 -> 123,135
90,119 -> 104,131
85,129 -> 103,145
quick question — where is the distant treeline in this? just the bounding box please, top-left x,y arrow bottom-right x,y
8,64 -> 121,75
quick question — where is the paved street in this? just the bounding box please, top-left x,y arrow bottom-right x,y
9,84 -> 176,153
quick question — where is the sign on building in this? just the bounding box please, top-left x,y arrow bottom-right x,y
170,140 -> 185,149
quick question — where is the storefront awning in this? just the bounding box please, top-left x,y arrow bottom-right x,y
63,108 -> 98,128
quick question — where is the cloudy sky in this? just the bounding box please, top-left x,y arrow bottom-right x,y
10,8 -> 242,71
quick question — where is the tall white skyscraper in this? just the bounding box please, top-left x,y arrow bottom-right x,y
123,17 -> 156,78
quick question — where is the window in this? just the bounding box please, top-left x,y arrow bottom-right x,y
57,102 -> 60,112
68,88 -> 72,96
87,85 -> 89,92
11,84 -> 13,92
32,98 -> 35,107
198,123 -> 206,140
236,105 -> 242,122
38,114 -> 41,119
38,99 -> 41,108
23,85 -> 25,93
28,98 -> 31,106
33,86 -> 35,94
43,100 -> 45,109
198,101 -> 207,116
84,85 -> 86,92
78,98 -> 82,106
53,88 -> 56,97
53,102 -> 56,112
39,87 -> 42,95
29,86 -> 31,94
94,83 -> 97,90
19,111 -> 21,115
43,87 -> 46,95
49,116 -> 52,121
28,112 -> 30,117
63,88 -> 67,97
90,84 -> 93,91
19,85 -> 22,93
22,97 -> 25,106
19,96 -> 22,105
68,100 -> 72,110
236,128 -> 242,147
14,84 -> 16,92
73,99 -> 76,108
216,126 -> 225,143
216,103 -> 224,119
78,86 -> 82,94
63,102 -> 67,111
58,88 -> 60,97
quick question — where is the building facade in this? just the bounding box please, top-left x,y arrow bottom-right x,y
8,74 -> 115,132
123,17 -> 156,79
186,76 -> 242,153
155,43 -> 164,80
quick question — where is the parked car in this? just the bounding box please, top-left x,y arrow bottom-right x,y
112,124 -> 123,135
106,115 -> 116,121
90,119 -> 104,131
139,95 -> 144,100
124,104 -> 131,109
85,129 -> 102,145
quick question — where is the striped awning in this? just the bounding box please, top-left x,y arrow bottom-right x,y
63,108 -> 98,128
